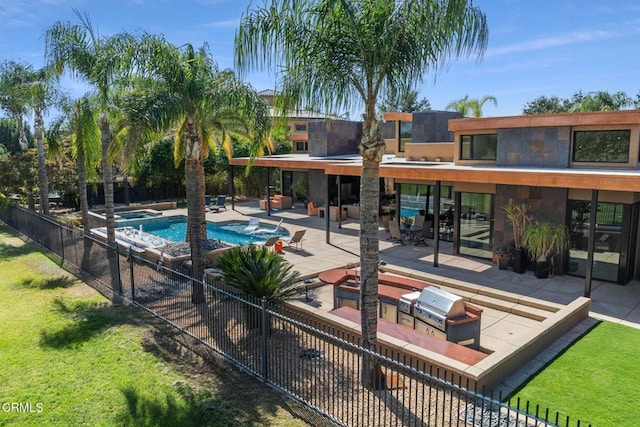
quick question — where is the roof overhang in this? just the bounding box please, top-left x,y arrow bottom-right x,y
449,110 -> 640,132
229,154 -> 640,192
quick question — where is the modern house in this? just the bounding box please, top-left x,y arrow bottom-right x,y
230,109 -> 640,290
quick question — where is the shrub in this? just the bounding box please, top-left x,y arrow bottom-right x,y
217,244 -> 304,304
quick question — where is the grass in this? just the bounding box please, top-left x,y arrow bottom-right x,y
0,226 -> 309,426
510,321 -> 640,426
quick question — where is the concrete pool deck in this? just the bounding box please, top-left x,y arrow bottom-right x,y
152,199 -> 640,393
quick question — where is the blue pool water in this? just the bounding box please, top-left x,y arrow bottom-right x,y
117,210 -> 161,220
124,216 -> 290,245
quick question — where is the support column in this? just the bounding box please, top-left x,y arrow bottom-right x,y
585,190 -> 598,297
433,180 -> 441,268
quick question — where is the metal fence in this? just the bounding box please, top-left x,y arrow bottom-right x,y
1,205 -> 591,427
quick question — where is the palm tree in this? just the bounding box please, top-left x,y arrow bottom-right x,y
235,0 -> 488,385
133,37 -> 271,303
64,97 -> 102,235
26,66 -> 64,215
0,61 -> 31,151
45,11 -> 136,293
446,94 -> 497,117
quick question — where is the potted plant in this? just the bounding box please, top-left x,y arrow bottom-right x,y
503,199 -> 530,274
217,244 -> 304,330
522,221 -> 569,279
493,242 -> 512,270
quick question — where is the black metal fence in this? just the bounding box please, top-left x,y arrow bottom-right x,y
1,205 -> 591,427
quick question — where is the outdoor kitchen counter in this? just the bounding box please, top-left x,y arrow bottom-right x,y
330,306 -> 487,366
319,268 -> 433,292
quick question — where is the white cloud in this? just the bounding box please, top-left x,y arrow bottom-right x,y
487,30 -> 617,57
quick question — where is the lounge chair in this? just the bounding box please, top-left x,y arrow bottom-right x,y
282,229 -> 306,251
388,221 -> 405,246
209,195 -> 227,212
244,217 -> 260,232
263,236 -> 280,252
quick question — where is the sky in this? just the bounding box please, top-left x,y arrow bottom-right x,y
1,0 -> 640,122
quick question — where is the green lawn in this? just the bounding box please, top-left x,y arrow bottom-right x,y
0,226 -> 308,426
510,321 -> 640,426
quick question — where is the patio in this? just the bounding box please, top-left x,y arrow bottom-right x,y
161,199 -> 640,392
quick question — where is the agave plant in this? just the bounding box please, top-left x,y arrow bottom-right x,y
217,244 -> 303,305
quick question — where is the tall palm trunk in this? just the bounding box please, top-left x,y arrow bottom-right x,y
359,107 -> 384,387
18,115 -> 28,150
198,157 -> 207,239
185,120 -> 205,304
77,147 -> 89,235
35,107 -> 49,215
99,114 -> 121,294
186,158 -> 205,303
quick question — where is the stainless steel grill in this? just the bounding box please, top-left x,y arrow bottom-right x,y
412,286 -> 481,349
398,291 -> 421,315
414,287 -> 465,331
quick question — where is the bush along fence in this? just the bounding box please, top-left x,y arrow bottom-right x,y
1,205 -> 591,427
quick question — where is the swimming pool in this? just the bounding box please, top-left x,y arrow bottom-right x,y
116,210 -> 162,220
120,216 -> 290,246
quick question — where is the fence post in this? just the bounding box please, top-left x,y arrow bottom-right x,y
261,296 -> 268,382
128,246 -> 135,302
59,224 -> 65,264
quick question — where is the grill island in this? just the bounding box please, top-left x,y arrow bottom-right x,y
411,287 -> 482,350
324,268 -> 482,350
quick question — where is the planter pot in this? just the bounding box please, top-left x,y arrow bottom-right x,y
511,247 -> 526,274
497,254 -> 510,270
534,260 -> 552,279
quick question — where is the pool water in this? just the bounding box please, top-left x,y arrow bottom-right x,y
128,216 -> 289,245
116,210 -> 162,220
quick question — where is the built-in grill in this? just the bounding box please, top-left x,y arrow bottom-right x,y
414,287 -> 465,329
398,291 -> 421,315
413,286 -> 482,350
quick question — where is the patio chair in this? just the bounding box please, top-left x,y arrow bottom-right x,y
307,201 -> 320,216
415,220 -> 433,247
283,229 -> 306,251
263,236 -> 280,252
244,217 -> 260,232
388,221 -> 405,246
208,194 -> 227,212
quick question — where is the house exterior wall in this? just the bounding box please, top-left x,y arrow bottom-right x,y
412,111 -> 462,143
308,120 -> 363,157
307,169 -> 328,207
497,127 -> 571,167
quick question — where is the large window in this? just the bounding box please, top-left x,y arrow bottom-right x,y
460,134 -> 497,160
399,121 -> 412,152
295,141 -> 308,152
572,130 -> 630,163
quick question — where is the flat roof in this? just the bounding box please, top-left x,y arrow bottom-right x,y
449,109 -> 640,131
230,152 -> 640,192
